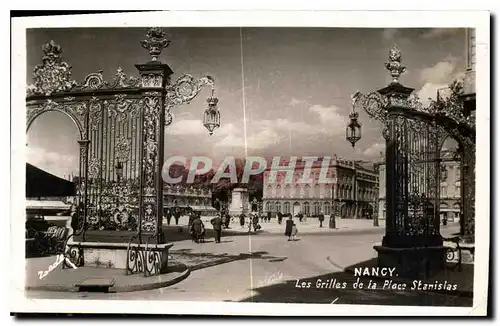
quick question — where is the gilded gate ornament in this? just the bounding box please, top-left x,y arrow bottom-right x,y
141,27 -> 171,62
27,41 -> 78,96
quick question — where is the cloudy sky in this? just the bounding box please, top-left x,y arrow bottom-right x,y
26,27 -> 466,178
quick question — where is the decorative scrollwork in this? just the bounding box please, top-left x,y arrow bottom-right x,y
27,40 -> 78,96
82,71 -> 105,90
352,91 -> 389,122
109,67 -> 140,88
126,234 -> 145,275
88,154 -> 101,179
141,73 -> 163,88
115,135 -> 132,164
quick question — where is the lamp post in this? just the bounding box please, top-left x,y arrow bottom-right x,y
346,109 -> 362,148
203,89 -> 221,135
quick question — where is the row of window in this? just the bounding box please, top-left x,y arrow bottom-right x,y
264,186 -> 377,200
265,201 -> 332,215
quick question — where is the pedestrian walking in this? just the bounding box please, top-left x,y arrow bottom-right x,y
166,209 -> 172,226
318,213 -> 325,228
291,222 -> 298,241
174,208 -> 181,225
252,213 -> 260,232
224,212 -> 231,229
190,213 -> 205,243
239,213 -> 245,228
277,212 -> 283,225
211,214 -> 223,243
284,216 -> 294,241
298,213 -> 303,224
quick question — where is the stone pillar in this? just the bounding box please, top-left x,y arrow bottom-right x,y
374,82 -> 445,279
229,188 -> 249,216
135,61 -> 174,244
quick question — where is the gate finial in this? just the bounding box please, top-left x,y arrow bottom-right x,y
141,27 -> 171,62
385,44 -> 406,84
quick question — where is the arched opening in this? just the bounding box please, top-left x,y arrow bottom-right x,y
293,202 -> 300,216
27,111 -> 80,186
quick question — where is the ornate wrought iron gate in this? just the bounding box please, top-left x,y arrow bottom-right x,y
352,45 -> 476,247
26,28 -> 217,245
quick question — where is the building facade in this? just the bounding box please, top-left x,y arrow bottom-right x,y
262,156 -> 379,219
163,184 -> 216,215
378,150 -> 461,222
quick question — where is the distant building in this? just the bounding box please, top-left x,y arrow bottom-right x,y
262,156 -> 379,218
163,184 -> 216,216
378,150 -> 461,222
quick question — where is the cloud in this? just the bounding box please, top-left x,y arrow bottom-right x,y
419,59 -> 457,84
363,142 -> 385,159
309,104 -> 346,133
421,28 -> 463,39
289,97 -> 307,106
213,103 -> 350,151
417,56 -> 464,107
167,119 -> 206,136
27,147 -> 78,178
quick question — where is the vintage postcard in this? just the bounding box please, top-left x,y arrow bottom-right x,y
10,11 -> 490,316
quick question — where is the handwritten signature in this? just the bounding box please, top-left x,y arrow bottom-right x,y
37,254 -> 77,280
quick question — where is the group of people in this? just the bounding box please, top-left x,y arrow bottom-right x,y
164,207 -> 182,226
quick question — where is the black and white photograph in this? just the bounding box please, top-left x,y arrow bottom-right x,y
9,10 -> 490,316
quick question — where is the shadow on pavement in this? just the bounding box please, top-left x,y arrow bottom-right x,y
239,258 -> 473,307
162,225 -> 257,243
171,250 -> 287,272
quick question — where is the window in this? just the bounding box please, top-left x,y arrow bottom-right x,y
276,202 -> 281,213
313,202 -> 321,215
303,202 -> 310,215
314,185 -> 320,198
284,202 -> 290,214
285,185 -> 291,197
304,185 -> 310,198
323,202 -> 331,215
294,186 -> 301,198
276,185 -> 282,198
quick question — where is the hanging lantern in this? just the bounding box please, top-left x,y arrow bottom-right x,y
346,110 -> 362,147
203,89 -> 220,135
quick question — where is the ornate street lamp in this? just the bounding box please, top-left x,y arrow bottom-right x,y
203,89 -> 221,135
346,109 -> 362,148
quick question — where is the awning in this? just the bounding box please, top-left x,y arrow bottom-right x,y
26,200 -> 71,211
26,163 -> 76,197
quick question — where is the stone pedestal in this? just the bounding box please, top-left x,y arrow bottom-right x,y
374,245 -> 446,279
229,188 -> 249,217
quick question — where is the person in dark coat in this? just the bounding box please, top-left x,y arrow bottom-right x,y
239,213 -> 245,228
166,209 -> 172,226
190,214 -> 205,243
318,213 -> 325,228
277,212 -> 283,225
252,214 -> 260,232
284,216 -> 294,241
224,212 -> 231,229
174,208 -> 181,225
211,215 -> 223,243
